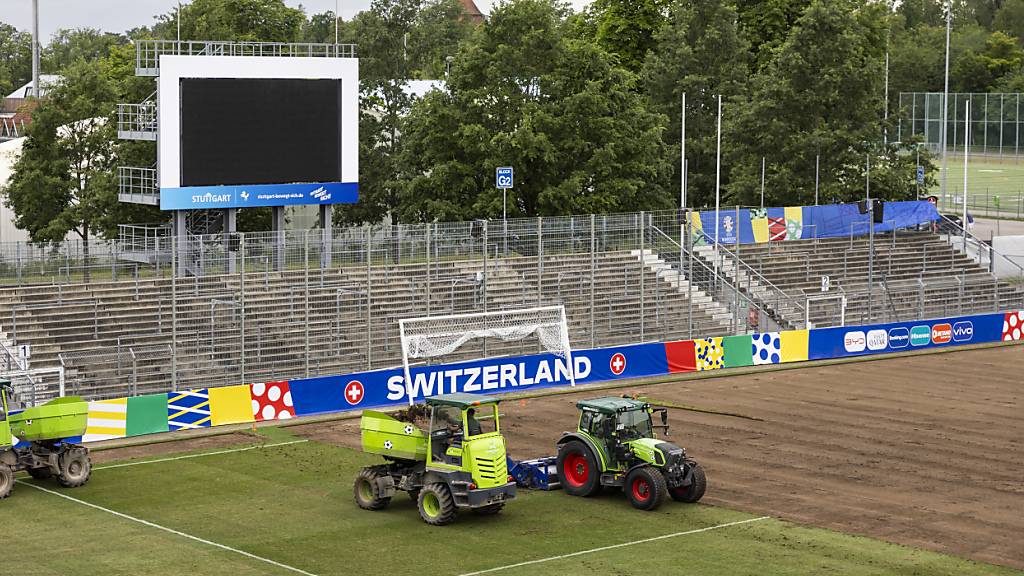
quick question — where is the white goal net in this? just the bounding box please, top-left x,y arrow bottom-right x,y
398,305 -> 575,404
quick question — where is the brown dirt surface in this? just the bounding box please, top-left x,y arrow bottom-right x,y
290,345 -> 1024,570
90,432 -> 261,465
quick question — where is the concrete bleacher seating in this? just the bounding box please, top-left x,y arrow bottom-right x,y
700,231 -> 1024,328
0,249 -> 732,400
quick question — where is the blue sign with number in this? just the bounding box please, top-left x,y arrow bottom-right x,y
496,167 -> 513,189
916,166 -> 925,184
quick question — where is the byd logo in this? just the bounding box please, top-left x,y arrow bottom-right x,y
931,323 -> 952,344
843,331 -> 866,353
952,321 -> 974,342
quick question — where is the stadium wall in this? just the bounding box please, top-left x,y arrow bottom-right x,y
53,309 -> 1024,444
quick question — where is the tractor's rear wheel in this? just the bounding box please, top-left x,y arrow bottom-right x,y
669,463 -> 707,503
56,447 -> 91,488
472,503 -> 504,516
353,466 -> 392,510
417,482 -> 457,526
27,467 -> 53,480
557,441 -> 601,497
0,464 -> 13,499
625,466 -> 668,511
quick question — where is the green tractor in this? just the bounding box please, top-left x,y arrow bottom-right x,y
1,381 -> 92,499
355,393 -> 516,525
556,396 -> 706,511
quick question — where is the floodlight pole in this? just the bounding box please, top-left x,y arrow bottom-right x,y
31,0 -> 39,97
681,92 -> 686,210
940,1 -> 952,201
963,99 -> 970,249
713,95 -> 722,277
760,156 -> 765,208
814,154 -> 820,205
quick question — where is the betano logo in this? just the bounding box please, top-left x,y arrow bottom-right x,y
888,327 -> 910,348
952,321 -> 974,342
931,323 -> 952,344
843,331 -> 866,353
910,325 -> 931,346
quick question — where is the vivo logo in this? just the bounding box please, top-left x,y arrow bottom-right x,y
931,323 -> 952,344
952,321 -> 974,342
866,329 -> 888,351
888,327 -> 910,348
844,331 -> 866,353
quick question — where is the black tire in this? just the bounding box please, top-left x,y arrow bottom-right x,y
56,447 -> 91,488
27,467 -> 52,480
353,466 -> 392,511
0,464 -> 12,499
472,503 -> 504,515
417,482 -> 457,526
625,466 -> 668,511
669,463 -> 707,503
556,440 -> 602,497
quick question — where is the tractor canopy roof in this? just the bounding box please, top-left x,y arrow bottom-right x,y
426,392 -> 500,408
576,397 -> 649,415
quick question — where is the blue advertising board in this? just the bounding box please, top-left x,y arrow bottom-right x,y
287,342 -> 668,416
807,313 -> 1004,360
159,181 -> 359,210
496,167 -> 514,189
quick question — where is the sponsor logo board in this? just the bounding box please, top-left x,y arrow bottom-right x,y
844,331 -> 866,353
910,325 -> 931,346
888,327 -> 910,349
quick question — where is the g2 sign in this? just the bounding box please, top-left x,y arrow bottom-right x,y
496,167 -> 513,189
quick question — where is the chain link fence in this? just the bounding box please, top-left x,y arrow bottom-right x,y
0,210 -> 1018,402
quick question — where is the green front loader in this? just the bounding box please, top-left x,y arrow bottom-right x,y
555,396 -> 706,511
0,381 -> 92,499
354,393 -> 516,525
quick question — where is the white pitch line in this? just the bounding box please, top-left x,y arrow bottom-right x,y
93,440 -> 309,470
17,480 -> 319,576
457,516 -> 771,576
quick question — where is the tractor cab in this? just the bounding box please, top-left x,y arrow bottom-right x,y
556,396 -> 706,510
425,393 -> 506,486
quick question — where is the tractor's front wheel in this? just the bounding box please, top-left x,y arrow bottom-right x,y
56,447 -> 91,488
669,463 -> 706,503
557,441 -> 601,497
417,482 -> 457,526
0,463 -> 13,499
353,467 -> 392,510
625,466 -> 668,511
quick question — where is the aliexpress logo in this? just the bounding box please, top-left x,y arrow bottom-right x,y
931,323 -> 952,344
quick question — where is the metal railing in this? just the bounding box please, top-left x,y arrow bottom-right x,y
135,40 -> 358,74
117,95 -> 157,140
118,166 -> 159,205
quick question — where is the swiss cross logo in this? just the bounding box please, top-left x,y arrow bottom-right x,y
344,380 -> 365,405
609,353 -> 626,375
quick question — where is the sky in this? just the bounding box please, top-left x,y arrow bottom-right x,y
2,0 -> 590,40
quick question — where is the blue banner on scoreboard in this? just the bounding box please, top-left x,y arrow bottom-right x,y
159,181 -> 359,210
287,342 -> 668,416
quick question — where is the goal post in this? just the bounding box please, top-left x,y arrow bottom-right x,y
398,305 -> 576,405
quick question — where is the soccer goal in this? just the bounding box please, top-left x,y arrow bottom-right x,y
398,305 -> 575,405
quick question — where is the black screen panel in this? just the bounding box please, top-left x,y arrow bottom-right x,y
180,78 -> 341,187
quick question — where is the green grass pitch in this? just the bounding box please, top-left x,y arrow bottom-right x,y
5,426 -> 1019,576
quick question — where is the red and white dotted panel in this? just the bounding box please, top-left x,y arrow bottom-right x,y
250,381 -> 296,421
1004,311 -> 1024,342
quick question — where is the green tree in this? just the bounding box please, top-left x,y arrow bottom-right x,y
590,0 -> 669,73
725,0 -> 901,205
735,0 -> 811,70
397,0 -> 674,221
0,22 -> 32,97
302,11 -> 345,43
642,0 -> 749,208
994,0 -> 1024,39
1,61 -> 124,273
408,0 -> 475,79
43,28 -> 127,72
154,0 -> 305,42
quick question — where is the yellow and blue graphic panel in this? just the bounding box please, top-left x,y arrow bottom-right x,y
693,337 -> 724,371
751,332 -> 781,365
167,389 -> 211,430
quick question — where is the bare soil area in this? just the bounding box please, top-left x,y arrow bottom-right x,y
91,432 -> 261,465
291,345 -> 1024,569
